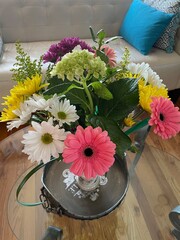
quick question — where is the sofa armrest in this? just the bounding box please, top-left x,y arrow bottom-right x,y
174,27 -> 180,55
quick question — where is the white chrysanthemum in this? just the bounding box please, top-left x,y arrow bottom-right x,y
25,94 -> 60,111
49,98 -> 79,126
146,67 -> 166,88
22,118 -> 68,163
127,62 -> 150,79
7,102 -> 35,131
127,62 -> 165,88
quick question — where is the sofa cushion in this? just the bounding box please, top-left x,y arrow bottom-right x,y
119,0 -> 174,55
143,0 -> 180,53
0,0 -> 132,43
0,35 -> 3,62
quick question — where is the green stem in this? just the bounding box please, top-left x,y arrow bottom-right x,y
125,117 -> 150,135
82,79 -> 94,114
74,79 -> 83,85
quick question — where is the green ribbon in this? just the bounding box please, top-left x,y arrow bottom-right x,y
125,117 -> 150,136
16,159 -> 57,207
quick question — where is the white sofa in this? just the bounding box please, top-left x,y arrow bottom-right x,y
0,0 -> 180,111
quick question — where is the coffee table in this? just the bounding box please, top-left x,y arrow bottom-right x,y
0,127 -> 179,240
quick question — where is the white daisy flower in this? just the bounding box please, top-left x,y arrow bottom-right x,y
7,102 -> 35,131
49,98 -> 79,126
21,118 -> 68,163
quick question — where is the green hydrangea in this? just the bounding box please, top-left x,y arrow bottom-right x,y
51,50 -> 107,82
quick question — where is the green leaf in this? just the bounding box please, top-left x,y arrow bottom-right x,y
96,49 -> 109,64
44,77 -> 72,96
66,88 -> 89,111
47,75 -> 62,87
91,82 -> 113,100
88,115 -> 131,157
61,84 -> 83,95
102,68 -> 121,82
44,77 -> 89,111
46,83 -> 83,97
97,29 -> 106,41
89,26 -> 97,43
128,145 -> 139,153
99,78 -> 139,121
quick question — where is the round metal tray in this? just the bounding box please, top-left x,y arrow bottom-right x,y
41,155 -> 129,220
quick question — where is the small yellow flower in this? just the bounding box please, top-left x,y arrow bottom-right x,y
124,112 -> 136,127
138,79 -> 168,112
124,116 -> 136,127
115,71 -> 140,81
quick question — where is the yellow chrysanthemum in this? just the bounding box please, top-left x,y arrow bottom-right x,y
2,94 -> 24,108
0,105 -> 18,121
0,94 -> 25,121
10,74 -> 48,97
138,79 -> 168,112
0,74 -> 48,122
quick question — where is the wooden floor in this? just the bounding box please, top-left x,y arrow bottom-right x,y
0,96 -> 180,239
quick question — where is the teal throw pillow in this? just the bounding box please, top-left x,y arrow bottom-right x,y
143,0 -> 180,53
119,0 -> 175,55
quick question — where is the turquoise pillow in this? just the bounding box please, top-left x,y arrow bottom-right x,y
119,0 -> 175,55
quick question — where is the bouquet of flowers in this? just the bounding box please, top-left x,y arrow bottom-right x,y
1,28 -> 180,203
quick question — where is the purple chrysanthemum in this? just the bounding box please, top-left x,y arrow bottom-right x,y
43,51 -> 59,63
43,37 -> 94,63
57,37 -> 81,56
79,41 -> 95,53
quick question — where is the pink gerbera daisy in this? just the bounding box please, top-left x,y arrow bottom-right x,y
101,45 -> 117,67
149,97 -> 180,139
62,126 -> 116,179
